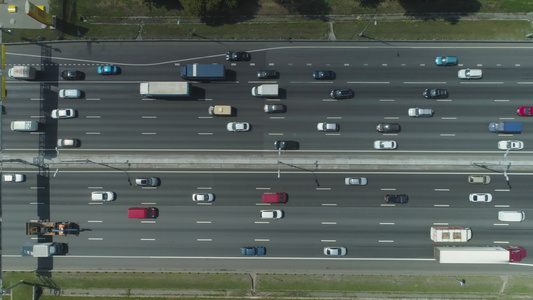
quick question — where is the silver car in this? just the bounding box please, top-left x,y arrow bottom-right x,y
192,193 -> 215,202
227,122 -> 250,132
260,210 -> 284,219
317,122 -> 339,132
135,177 -> 160,187
59,89 -> 81,99
468,175 -> 491,185
469,193 -> 492,203
51,109 -> 76,119
324,247 -> 347,256
374,140 -> 397,150
345,177 -> 368,186
57,138 -> 80,148
91,191 -> 116,201
3,174 -> 25,182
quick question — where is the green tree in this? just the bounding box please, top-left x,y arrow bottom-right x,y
181,0 -> 241,16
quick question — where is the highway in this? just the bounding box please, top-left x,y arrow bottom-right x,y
2,41 -> 533,274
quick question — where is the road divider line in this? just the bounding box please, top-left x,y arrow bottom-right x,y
256,187 -> 271,190
140,238 -> 155,241
196,221 -> 212,224
433,223 -> 448,225
269,117 -> 285,119
88,203 -> 103,205
440,134 -> 455,137
494,224 -> 509,226
88,220 -> 103,223
497,134 -> 515,137
321,240 -> 336,242
86,116 -> 101,119
197,187 -> 212,190
383,116 -> 399,119
88,238 -> 103,241
85,98 -> 100,101
30,98 -> 44,101
198,116 -> 213,119
499,117 -> 515,120
86,132 -> 101,135
325,133 -> 340,136
255,221 -> 270,224
29,202 -> 44,205
141,98 -> 156,101
380,204 -> 396,207
404,82 -> 446,84
378,240 -> 394,243
460,82 -> 503,85
436,99 -> 452,102
434,189 -> 450,192
434,205 -> 450,207
441,117 -> 456,119
517,82 -> 533,84
380,188 -> 396,191
326,116 -> 342,119
494,100 -> 510,102
141,133 -> 157,135
382,133 -> 398,136
256,203 -> 270,206
316,187 -> 331,191
268,133 -> 284,135
322,203 -> 337,206
379,223 -> 395,225
494,189 -> 510,192
494,241 -> 509,244
198,133 -> 213,135
255,239 -> 270,242
494,205 -> 510,208
196,203 -> 212,206
30,187 -> 45,190
379,99 -> 395,102
141,221 -> 156,224
197,239 -> 212,242
88,187 -> 103,189
347,82 -> 390,84
321,222 -> 337,225
142,116 -> 157,119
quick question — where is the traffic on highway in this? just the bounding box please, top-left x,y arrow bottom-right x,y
2,41 -> 532,273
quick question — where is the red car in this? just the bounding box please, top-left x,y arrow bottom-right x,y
517,106 -> 533,116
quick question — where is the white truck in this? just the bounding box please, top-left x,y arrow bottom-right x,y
10,121 -> 39,132
208,105 -> 233,116
434,246 -> 527,264
140,82 -> 190,98
251,84 -> 278,97
21,242 -> 65,257
430,226 -> 472,242
8,66 -> 36,80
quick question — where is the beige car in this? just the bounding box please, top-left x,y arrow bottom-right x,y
468,175 -> 491,185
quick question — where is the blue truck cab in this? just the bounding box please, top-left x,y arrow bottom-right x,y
241,246 -> 266,256
489,122 -> 521,133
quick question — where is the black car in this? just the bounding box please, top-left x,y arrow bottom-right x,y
423,88 -> 448,99
257,70 -> 279,79
330,89 -> 354,99
264,104 -> 286,113
376,123 -> 401,133
226,51 -> 251,61
384,194 -> 408,204
61,70 -> 84,80
274,140 -> 299,150
313,70 -> 335,80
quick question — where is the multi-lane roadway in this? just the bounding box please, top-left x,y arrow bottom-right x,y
2,41 -> 533,274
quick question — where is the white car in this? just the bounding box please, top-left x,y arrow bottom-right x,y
226,122 -> 250,132
469,193 -> 492,203
51,109 -> 76,119
260,210 -> 284,219
59,89 -> 81,99
91,191 -> 116,201
408,107 -> 434,117
192,193 -> 215,202
324,247 -> 347,256
317,122 -> 339,132
458,69 -> 482,79
498,140 -> 524,150
3,174 -> 25,182
374,140 -> 397,150
57,138 -> 80,148
344,177 -> 368,186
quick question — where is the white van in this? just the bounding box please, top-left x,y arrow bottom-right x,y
59,89 -> 81,99
11,121 -> 39,132
498,210 -> 525,222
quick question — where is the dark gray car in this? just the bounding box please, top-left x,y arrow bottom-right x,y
376,123 -> 401,133
423,88 -> 448,99
257,70 -> 279,79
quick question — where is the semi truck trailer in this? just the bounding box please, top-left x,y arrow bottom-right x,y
180,64 -> 225,80
489,122 -> 521,133
434,246 -> 526,264
430,227 -> 472,242
21,243 -> 66,257
139,82 -> 191,97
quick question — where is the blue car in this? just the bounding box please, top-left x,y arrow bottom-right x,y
97,65 -> 118,75
435,56 -> 458,66
241,246 -> 266,256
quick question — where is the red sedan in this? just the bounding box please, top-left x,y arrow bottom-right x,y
517,106 -> 533,116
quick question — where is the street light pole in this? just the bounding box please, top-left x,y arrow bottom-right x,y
359,16 -> 377,37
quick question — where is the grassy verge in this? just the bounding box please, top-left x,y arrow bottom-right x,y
3,272 -> 533,299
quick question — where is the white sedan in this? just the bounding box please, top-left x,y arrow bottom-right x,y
498,140 -> 524,150
458,69 -> 482,79
51,109 -> 76,119
317,122 -> 339,132
192,193 -> 215,202
3,174 -> 25,182
57,138 -> 80,148
469,193 -> 492,203
345,177 -> 368,186
324,247 -> 347,256
260,210 -> 284,219
226,122 -> 250,132
374,140 -> 397,150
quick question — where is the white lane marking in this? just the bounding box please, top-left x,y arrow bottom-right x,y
197,239 -> 212,242
142,116 -> 157,119
322,203 -> 337,206
86,116 -> 101,119
460,82 -> 503,85
380,204 -> 396,207
269,117 -> 285,119
141,238 -> 155,241
434,189 -> 450,192
141,221 -> 156,224
326,116 -> 342,119
268,133 -> 284,135
89,203 -> 103,205
30,187 -> 45,190
517,82 -> 533,84
321,222 -> 337,225
88,220 -> 103,223
321,240 -> 336,242
86,132 -> 100,135
378,240 -> 394,243
29,202 -> 44,205
382,133 -> 398,136
316,187 -> 331,191
379,223 -> 395,225
290,81 -> 333,84
141,187 -> 157,190
494,100 -> 510,102
30,98 -> 44,101
255,239 -> 270,242
141,98 -> 156,101
441,117 -> 456,119
499,117 -> 515,120
440,134 -> 455,137
198,132 -> 213,135
433,223 -> 448,225
256,203 -> 270,206
88,238 -> 103,241
434,205 -> 450,207
197,187 -> 212,190
86,98 -> 100,101
494,224 -> 509,226
325,133 -> 340,136
88,187 -> 103,189
141,203 -> 156,205
196,221 -> 212,224
404,82 -> 446,84
198,116 -> 213,119
380,99 -> 395,102
494,205 -> 510,208
196,203 -> 212,206
141,133 -> 157,135
494,241 -> 509,244
384,116 -> 399,119
255,221 -> 270,224
494,189 -> 510,192
381,188 -> 396,191
347,82 -> 390,84
256,187 -> 271,190
436,99 -> 452,102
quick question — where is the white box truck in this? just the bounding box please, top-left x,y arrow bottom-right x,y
21,242 -> 65,257
434,246 -> 527,264
8,66 -> 36,80
140,82 -> 190,97
11,121 -> 39,132
251,84 -> 278,97
430,227 -> 472,242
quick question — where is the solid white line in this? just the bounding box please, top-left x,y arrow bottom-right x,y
434,189 -> 450,191
494,224 -> 509,226
517,82 -> 533,84
196,221 -> 212,224
255,239 -> 270,242
316,187 -> 331,191
321,240 -> 336,242
321,222 -> 337,225
434,205 -> 450,207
